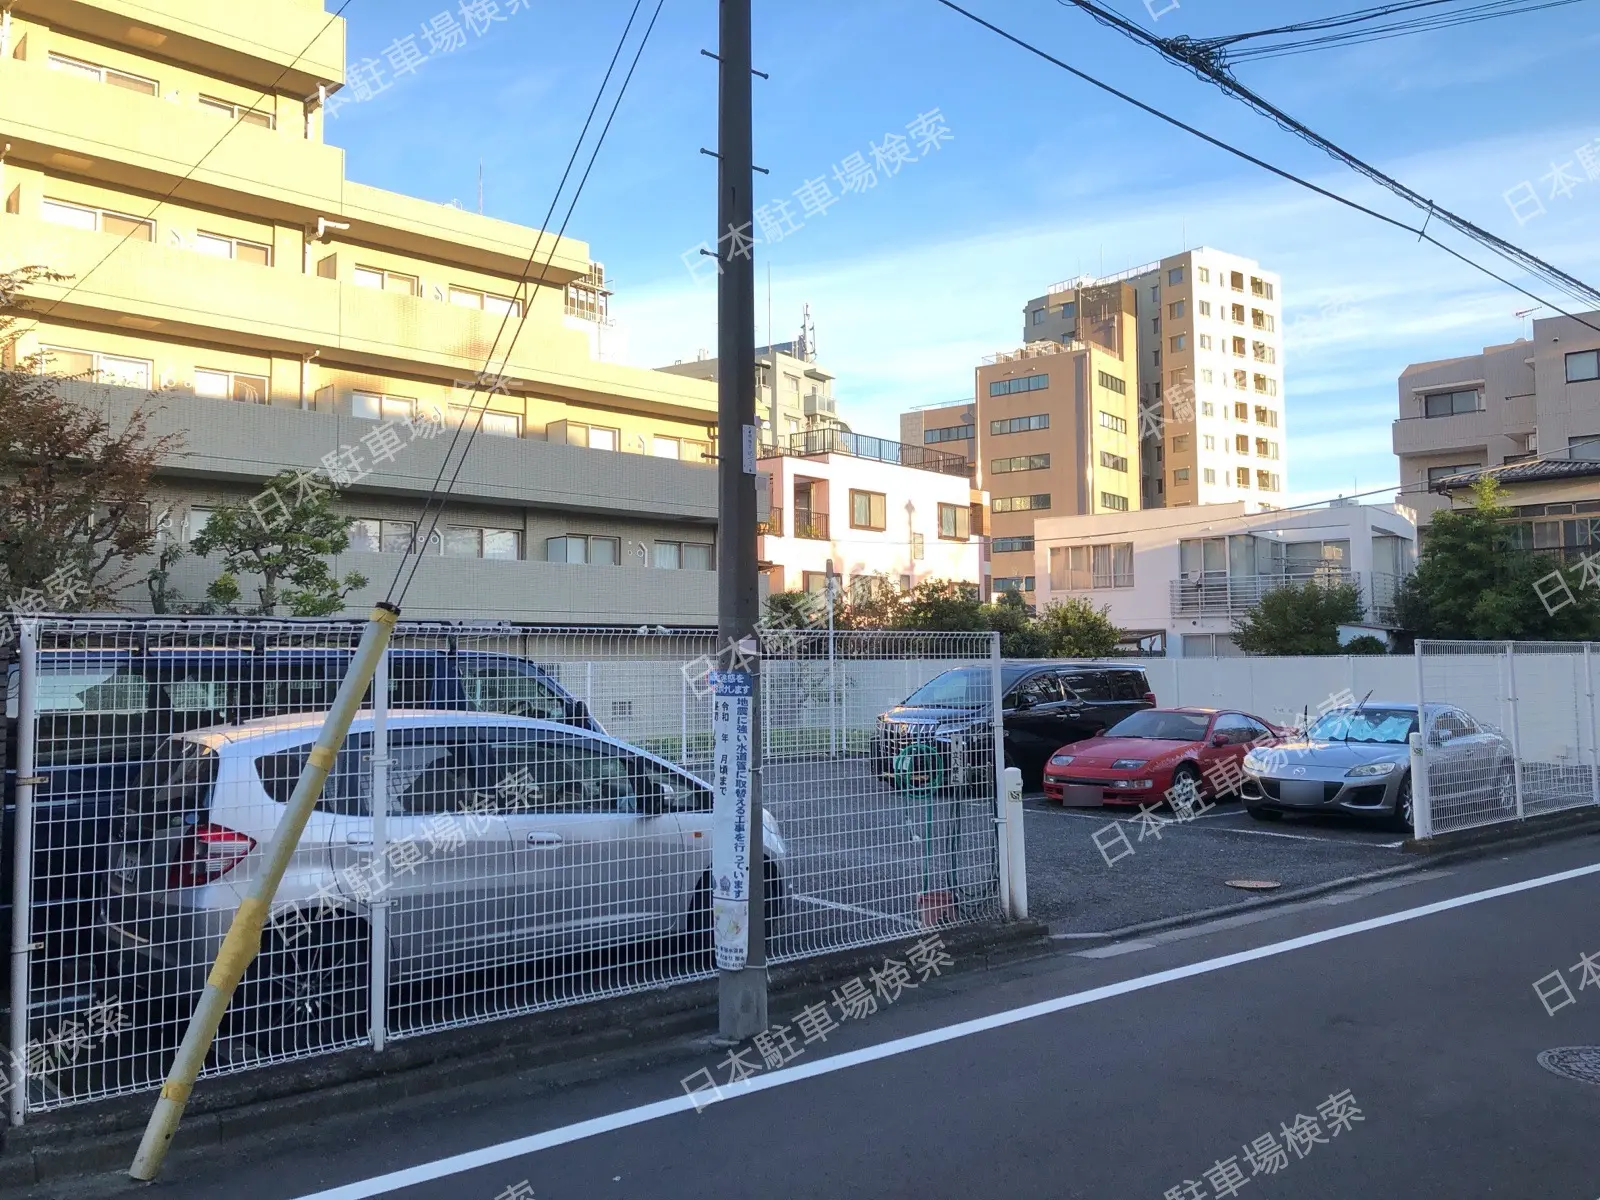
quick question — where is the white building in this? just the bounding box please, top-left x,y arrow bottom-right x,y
1030,501 -> 1416,656
758,430 -> 986,595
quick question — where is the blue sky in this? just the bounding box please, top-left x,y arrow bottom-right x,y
329,0 -> 1600,505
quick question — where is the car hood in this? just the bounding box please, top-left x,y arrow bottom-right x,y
881,705 -> 985,726
1059,736 -> 1192,764
1257,739 -> 1409,770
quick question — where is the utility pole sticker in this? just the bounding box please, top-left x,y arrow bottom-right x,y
712,669 -> 754,970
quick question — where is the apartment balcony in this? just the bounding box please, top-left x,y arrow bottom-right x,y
65,382 -> 723,523
793,511 -> 830,540
802,390 -> 835,418
758,507 -> 784,536
1392,407 -> 1504,456
1170,570 -> 1364,619
774,428 -> 973,478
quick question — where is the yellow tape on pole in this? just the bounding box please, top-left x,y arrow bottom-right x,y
206,896 -> 269,994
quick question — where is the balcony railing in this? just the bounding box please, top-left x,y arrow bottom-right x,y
758,507 -> 784,536
777,428 -> 972,477
793,511 -> 829,540
1167,568 -> 1410,628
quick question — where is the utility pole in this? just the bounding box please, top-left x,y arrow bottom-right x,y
715,0 -> 766,1041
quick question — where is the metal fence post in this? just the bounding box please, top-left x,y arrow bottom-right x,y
1506,642 -> 1525,819
1587,643 -> 1599,809
1411,641 -> 1433,840
368,651 -> 389,1053
989,632 -> 1012,919
680,672 -> 689,764
8,621 -> 38,1127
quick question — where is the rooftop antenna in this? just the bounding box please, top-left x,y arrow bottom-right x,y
1515,304 -> 1543,339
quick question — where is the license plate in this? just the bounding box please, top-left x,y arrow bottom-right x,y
1279,780 -> 1326,805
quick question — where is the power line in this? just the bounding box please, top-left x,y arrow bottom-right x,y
931,0 -> 1600,336
387,0 -> 666,607
1057,0 -> 1600,310
14,0 -> 359,334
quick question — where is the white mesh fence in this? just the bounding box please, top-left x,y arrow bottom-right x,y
1415,640 -> 1600,837
2,617 -> 1003,1115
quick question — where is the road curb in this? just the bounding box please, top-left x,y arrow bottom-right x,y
0,919 -> 1051,1188
1049,806 -> 1600,946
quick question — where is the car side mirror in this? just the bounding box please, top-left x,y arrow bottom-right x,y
1430,728 -> 1451,745
1212,734 -> 1229,748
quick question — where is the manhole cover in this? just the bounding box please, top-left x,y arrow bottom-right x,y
1225,879 -> 1281,891
1538,1047 -> 1600,1086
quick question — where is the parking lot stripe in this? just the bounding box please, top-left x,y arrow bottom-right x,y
789,893 -> 920,930
1187,824 -> 1387,845
287,859 -> 1600,1200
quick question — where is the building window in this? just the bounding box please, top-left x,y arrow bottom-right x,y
992,494 -> 1050,514
925,424 -> 974,444
989,373 -> 1050,397
652,435 -> 682,459
1426,463 -> 1483,483
47,51 -> 158,94
353,266 -> 420,296
552,420 -> 620,450
1050,542 -> 1133,590
1168,300 -> 1185,319
990,414 -> 1049,435
192,231 -> 273,266
1174,468 -> 1191,483
911,532 -> 926,560
1231,271 -> 1245,291
1099,451 -> 1128,472
1203,468 -> 1216,484
439,526 -> 522,559
1202,435 -> 1215,451
800,571 -> 829,595
41,198 -> 154,242
1171,434 -> 1190,452
1198,334 -> 1213,351
546,534 -> 619,565
1150,285 -> 1161,303
1233,370 -> 1248,391
41,346 -> 152,388
1198,300 -> 1212,317
1168,267 -> 1184,286
1565,350 -> 1600,383
1254,437 -> 1270,457
1170,334 -> 1187,352
1032,308 -> 1044,325
850,489 -> 887,531
1234,402 -> 1249,421
1235,434 -> 1250,454
195,369 -> 268,403
991,454 -> 1050,474
993,576 -> 1036,594
352,390 -> 415,421
1252,342 -> 1276,364
1251,277 -> 1274,299
350,519 -> 420,554
198,94 -> 274,128
1198,267 -> 1211,284
1423,389 -> 1480,417
1236,467 -> 1251,488
1097,370 -> 1127,395
1201,374 -> 1214,389
449,286 -> 523,317
654,541 -> 715,570
938,503 -> 972,539
1099,411 -> 1127,433
448,404 -> 521,437
992,536 -> 1034,553
1100,492 -> 1129,512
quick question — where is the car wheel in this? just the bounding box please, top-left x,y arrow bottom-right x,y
1170,763 -> 1203,810
1246,806 -> 1283,823
1390,773 -> 1415,834
1495,761 -> 1517,812
241,908 -> 369,1051
684,859 -> 784,955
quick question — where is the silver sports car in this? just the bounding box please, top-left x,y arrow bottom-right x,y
1239,702 -> 1514,832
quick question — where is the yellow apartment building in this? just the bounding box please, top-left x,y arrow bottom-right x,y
0,0 -> 733,625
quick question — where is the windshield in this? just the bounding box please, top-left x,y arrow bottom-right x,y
1307,707 -> 1418,745
903,667 -> 988,708
1104,710 -> 1212,741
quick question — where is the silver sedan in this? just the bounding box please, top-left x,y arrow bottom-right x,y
1239,702 -> 1514,832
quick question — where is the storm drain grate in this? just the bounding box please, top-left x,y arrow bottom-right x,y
1537,1047 -> 1600,1086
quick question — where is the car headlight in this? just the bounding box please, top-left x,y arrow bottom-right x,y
1111,759 -> 1147,770
1243,752 -> 1265,773
1049,753 -> 1075,767
1346,761 -> 1398,777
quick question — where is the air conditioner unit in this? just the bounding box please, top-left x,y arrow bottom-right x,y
1183,570 -> 1204,586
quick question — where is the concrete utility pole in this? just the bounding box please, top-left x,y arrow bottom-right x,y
715,0 -> 767,1040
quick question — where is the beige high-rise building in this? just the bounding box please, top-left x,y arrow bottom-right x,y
1024,248 -> 1288,512
902,282 -> 1139,601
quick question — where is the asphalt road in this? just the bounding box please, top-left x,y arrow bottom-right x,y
39,833 -> 1600,1200
1021,792 -> 1412,934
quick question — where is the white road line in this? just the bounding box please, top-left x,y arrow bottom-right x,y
1187,825 -> 1380,844
287,858 -> 1600,1200
789,893 -> 920,929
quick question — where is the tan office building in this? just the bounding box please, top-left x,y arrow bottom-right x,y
902,283 -> 1139,601
1024,248 -> 1288,511
1394,308 -> 1600,529
0,0 -> 738,625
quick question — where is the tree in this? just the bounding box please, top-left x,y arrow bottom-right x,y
190,471 -> 367,616
1232,579 -> 1365,656
982,590 -> 1052,657
901,579 -> 983,632
1395,476 -> 1600,641
1343,634 -> 1389,655
0,266 -> 180,611
1036,596 -> 1122,658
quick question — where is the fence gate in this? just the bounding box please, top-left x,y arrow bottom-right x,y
1414,640 -> 1600,837
4,617 -> 1005,1117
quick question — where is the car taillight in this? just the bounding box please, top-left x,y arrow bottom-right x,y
168,822 -> 257,888
1142,692 -> 1157,705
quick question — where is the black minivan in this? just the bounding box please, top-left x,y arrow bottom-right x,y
872,661 -> 1156,791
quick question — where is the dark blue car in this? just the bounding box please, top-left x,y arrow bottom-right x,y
2,646 -> 598,1003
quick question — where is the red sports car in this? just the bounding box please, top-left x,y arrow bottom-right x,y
1043,707 -> 1284,809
